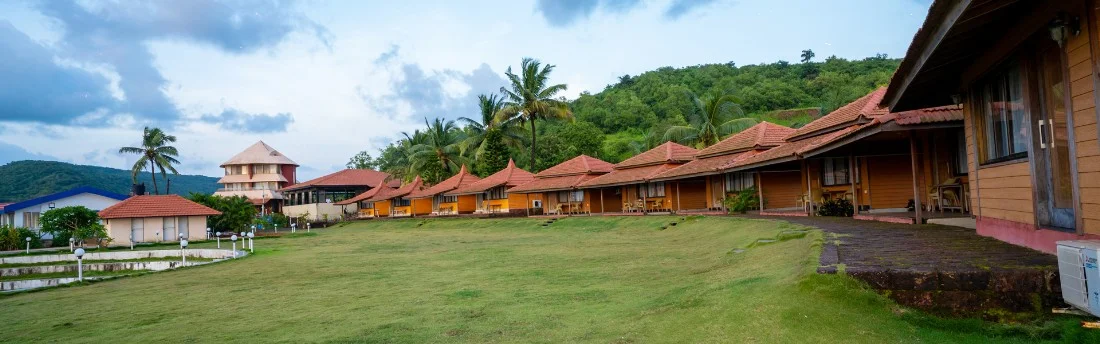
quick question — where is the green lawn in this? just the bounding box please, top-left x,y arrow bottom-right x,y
0,216 -> 1091,343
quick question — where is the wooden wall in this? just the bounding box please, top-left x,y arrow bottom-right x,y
457,195 -> 477,214
677,179 -> 709,210
866,155 -> 915,209
375,200 -> 391,217
760,171 -> 801,209
411,198 -> 432,215
1079,3 -> 1100,234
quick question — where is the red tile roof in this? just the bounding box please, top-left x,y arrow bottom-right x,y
447,159 -> 535,195
98,195 -> 221,219
786,88 -> 887,140
0,203 -> 11,211
367,176 -> 424,202
578,164 -> 680,188
695,121 -> 794,158
280,169 -> 391,192
614,142 -> 697,168
890,105 -> 964,125
335,184 -> 395,205
650,151 -> 758,181
535,155 -> 614,178
731,124 -> 867,170
507,174 -> 602,193
409,165 -> 481,199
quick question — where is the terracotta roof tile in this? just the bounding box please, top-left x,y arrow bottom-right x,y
614,142 -> 697,168
695,122 -> 794,158
650,151 -> 758,181
367,176 -> 424,202
507,174 -> 602,193
98,195 -> 221,219
891,105 -> 964,125
335,184 -> 395,205
409,165 -> 481,199
535,155 -> 614,178
787,88 -> 887,140
447,159 -> 535,195
280,169 -> 391,192
578,164 -> 680,188
731,124 -> 866,170
221,141 -> 298,167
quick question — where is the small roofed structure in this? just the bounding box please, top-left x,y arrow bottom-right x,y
335,183 -> 396,218
1,187 -> 128,238
408,165 -> 481,215
651,121 -> 795,212
447,159 -> 535,215
508,155 -> 613,215
98,195 -> 221,245
280,168 -> 395,221
365,176 -> 425,217
579,142 -> 697,213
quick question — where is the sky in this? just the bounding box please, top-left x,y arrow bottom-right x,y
0,0 -> 932,180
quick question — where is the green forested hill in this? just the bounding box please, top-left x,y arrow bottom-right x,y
0,160 -> 219,202
553,55 -> 900,163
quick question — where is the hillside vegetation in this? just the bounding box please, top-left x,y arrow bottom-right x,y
0,160 -> 218,202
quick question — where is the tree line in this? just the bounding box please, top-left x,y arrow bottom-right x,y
350,52 -> 899,185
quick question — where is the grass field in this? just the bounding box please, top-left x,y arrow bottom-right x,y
0,216 -> 1093,343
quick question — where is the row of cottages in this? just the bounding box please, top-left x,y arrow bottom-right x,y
279,168 -> 397,220
880,0 -> 1100,253
506,155 -> 615,214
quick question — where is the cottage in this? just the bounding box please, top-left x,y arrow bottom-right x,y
507,155 -> 614,215
97,195 -> 221,245
578,142 -> 698,213
446,159 -> 535,215
0,187 -> 128,237
883,0 -> 1100,253
280,169 -> 396,221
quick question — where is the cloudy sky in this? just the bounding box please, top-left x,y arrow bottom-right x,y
0,0 -> 931,180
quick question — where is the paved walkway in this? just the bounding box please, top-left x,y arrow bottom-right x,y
744,215 -> 1061,317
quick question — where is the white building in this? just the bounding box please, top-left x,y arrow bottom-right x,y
0,187 -> 129,236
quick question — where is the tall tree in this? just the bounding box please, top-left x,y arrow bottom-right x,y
411,118 -> 469,183
459,94 -> 524,160
664,91 -> 757,148
800,49 -> 815,63
498,57 -> 572,171
346,151 -> 377,170
119,127 -> 180,195
476,129 -> 510,176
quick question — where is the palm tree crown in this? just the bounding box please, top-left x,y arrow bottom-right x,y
410,118 -> 469,183
497,57 -> 572,171
118,127 -> 180,195
459,94 -> 523,160
664,91 -> 757,148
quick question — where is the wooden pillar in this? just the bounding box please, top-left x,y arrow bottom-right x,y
525,193 -> 530,217
756,172 -> 764,212
804,160 -> 813,216
668,182 -> 677,212
848,153 -> 857,215
910,131 -> 923,224
599,188 -> 605,215
642,183 -> 648,214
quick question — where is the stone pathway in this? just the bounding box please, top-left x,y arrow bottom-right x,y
744,215 -> 1062,317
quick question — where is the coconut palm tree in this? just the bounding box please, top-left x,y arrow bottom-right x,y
119,127 -> 180,195
458,94 -> 524,160
497,58 -> 572,171
663,91 -> 757,148
410,118 -> 469,183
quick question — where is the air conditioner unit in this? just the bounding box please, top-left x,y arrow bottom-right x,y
531,200 -> 543,208
1056,240 -> 1100,317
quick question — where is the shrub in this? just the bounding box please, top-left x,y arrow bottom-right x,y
0,226 -> 42,250
722,187 -> 760,214
40,206 -> 109,245
817,198 -> 854,217
189,193 -> 257,232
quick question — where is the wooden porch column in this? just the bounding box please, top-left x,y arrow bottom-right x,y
910,131 -> 923,224
642,184 -> 648,214
848,153 -> 857,215
804,160 -> 813,216
668,181 -> 677,213
756,172 -> 764,212
599,188 -> 605,215
525,193 -> 530,217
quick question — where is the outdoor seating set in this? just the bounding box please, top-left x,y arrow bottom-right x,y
549,202 -> 589,215
794,178 -> 969,214
622,199 -> 669,213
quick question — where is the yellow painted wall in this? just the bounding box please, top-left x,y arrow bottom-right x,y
393,205 -> 412,216
411,198 -> 432,215
487,198 -> 509,211
457,194 -> 477,213
375,200 -> 391,217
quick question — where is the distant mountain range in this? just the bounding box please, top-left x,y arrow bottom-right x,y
0,160 -> 219,202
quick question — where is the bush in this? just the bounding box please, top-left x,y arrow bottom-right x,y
817,198 -> 854,217
40,206 -> 108,245
722,187 -> 760,214
0,226 -> 42,250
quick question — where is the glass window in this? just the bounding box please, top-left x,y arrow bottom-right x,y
487,186 -> 507,200
954,130 -> 968,175
724,172 -> 755,192
362,202 -> 374,209
821,158 -> 850,186
436,194 -> 457,204
976,63 -> 1029,163
394,198 -> 411,207
23,212 -> 40,229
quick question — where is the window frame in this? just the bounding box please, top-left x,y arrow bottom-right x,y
972,59 -> 1031,165
820,157 -> 851,187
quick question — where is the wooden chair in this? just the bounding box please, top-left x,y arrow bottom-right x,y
634,199 -> 645,213
623,202 -> 633,213
652,199 -> 664,212
553,204 -> 563,215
